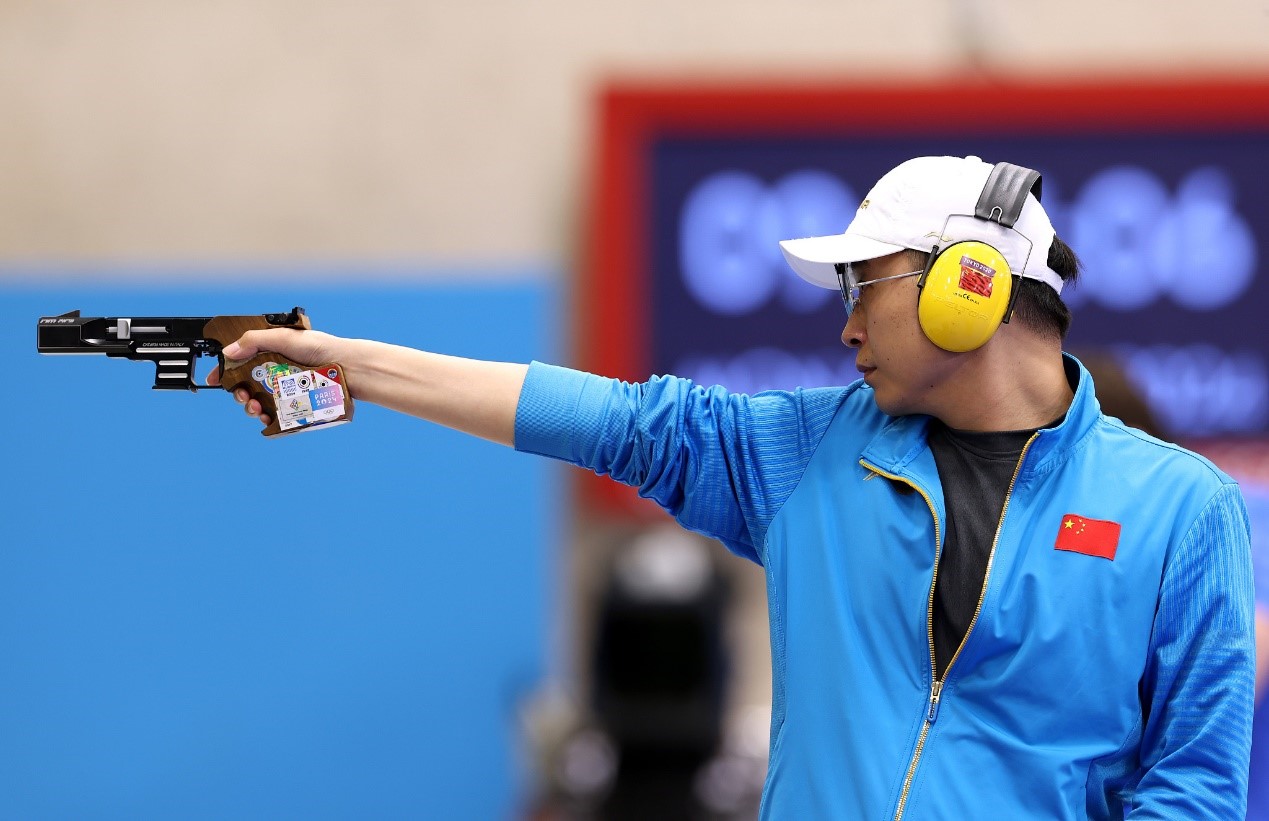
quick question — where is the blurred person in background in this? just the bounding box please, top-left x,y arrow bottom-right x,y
210,156 -> 1254,818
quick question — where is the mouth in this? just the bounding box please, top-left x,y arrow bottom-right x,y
856,363 -> 876,377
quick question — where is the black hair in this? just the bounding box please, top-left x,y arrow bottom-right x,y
904,235 -> 1081,340
1011,235 -> 1080,339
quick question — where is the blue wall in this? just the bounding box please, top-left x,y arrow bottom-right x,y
0,277 -> 558,819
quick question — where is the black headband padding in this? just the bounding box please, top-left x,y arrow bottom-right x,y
975,162 -> 1042,228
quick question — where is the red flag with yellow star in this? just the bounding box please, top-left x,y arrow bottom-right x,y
1055,514 -> 1121,560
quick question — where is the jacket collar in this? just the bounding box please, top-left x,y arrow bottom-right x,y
859,353 -> 1100,483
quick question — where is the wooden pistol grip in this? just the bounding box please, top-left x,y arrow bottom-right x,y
204,311 -> 351,437
220,353 -> 354,437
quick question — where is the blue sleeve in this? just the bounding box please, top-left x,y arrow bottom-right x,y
1130,482 -> 1256,818
513,361 -> 847,564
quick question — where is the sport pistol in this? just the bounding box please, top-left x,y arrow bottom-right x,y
37,307 -> 353,436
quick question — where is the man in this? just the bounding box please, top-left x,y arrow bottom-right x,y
212,156 -> 1255,818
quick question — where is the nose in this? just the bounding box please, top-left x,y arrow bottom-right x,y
842,311 -> 865,349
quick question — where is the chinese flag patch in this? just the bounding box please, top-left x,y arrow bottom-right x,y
1055,514 -> 1121,560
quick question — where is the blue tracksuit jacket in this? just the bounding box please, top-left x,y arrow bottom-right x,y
514,355 -> 1256,819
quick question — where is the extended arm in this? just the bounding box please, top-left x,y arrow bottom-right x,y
213,331 -> 847,561
208,328 -> 527,447
1130,483 -> 1257,818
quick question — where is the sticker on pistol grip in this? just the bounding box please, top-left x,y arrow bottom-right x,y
274,369 -> 346,431
248,361 -> 288,395
265,362 -> 298,395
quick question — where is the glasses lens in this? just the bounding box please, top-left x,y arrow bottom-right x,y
837,264 -> 854,315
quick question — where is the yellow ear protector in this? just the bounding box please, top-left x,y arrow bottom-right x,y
915,240 -> 1018,352
914,162 -> 1041,353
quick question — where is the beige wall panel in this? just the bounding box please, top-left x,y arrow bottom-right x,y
0,0 -> 1266,270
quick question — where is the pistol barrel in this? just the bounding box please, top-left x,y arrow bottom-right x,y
37,311 -> 220,390
37,312 -> 215,355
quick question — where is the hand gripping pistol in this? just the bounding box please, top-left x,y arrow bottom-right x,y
37,307 -> 353,437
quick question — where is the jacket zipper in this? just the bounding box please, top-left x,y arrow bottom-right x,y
862,433 -> 1037,821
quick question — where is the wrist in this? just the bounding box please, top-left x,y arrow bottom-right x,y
336,338 -> 378,396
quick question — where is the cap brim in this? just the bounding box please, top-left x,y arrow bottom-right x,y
779,234 -> 908,289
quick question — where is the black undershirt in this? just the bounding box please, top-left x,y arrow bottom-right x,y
926,422 -> 1035,681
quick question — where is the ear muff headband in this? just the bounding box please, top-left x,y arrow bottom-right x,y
916,162 -> 1040,352
975,163 -> 1042,226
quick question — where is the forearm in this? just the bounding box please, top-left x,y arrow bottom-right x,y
217,329 -> 528,447
342,338 -> 527,447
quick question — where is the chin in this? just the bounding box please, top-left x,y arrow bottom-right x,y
869,388 -> 919,419
869,392 -> 904,417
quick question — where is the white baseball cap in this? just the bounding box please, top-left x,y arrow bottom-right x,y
779,155 -> 1064,294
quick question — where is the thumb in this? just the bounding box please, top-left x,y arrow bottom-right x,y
222,328 -> 292,361
221,336 -> 254,361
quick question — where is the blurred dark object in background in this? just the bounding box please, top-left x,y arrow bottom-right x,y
523,528 -> 765,820
590,529 -> 727,820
